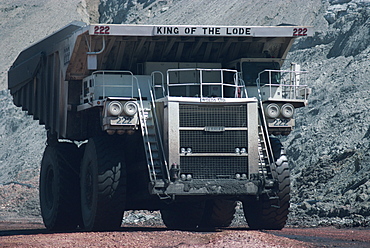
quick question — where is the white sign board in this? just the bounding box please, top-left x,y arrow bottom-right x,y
89,24 -> 314,37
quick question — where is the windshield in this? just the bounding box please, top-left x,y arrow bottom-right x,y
241,62 -> 281,86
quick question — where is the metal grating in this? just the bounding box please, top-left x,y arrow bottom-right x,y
180,156 -> 248,179
179,104 -> 247,127
180,130 -> 247,153
178,103 -> 249,180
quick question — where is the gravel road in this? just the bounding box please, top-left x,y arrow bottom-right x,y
1,221 -> 370,248
0,221 -> 313,248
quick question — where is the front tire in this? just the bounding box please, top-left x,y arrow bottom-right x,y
243,139 -> 290,230
39,143 -> 82,230
80,136 -> 126,231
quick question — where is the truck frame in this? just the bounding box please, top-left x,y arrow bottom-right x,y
8,21 -> 313,231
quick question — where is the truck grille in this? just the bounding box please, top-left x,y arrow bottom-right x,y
180,130 -> 247,153
179,105 -> 247,127
180,156 -> 248,179
179,103 -> 248,179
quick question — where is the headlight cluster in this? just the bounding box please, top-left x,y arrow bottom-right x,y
108,101 -> 123,116
108,101 -> 138,116
180,147 -> 192,154
235,173 -> 247,179
265,103 -> 295,119
180,174 -> 192,181
235,147 -> 247,154
281,103 -> 294,118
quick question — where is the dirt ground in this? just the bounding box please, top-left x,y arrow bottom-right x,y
1,221 -> 370,248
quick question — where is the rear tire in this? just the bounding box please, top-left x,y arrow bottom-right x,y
39,142 -> 82,230
160,201 -> 204,230
243,139 -> 290,230
80,136 -> 126,231
200,199 -> 236,228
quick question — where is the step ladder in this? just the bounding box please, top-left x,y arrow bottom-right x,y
258,125 -> 274,178
141,107 -> 165,180
257,99 -> 275,180
256,97 -> 283,203
137,86 -> 169,186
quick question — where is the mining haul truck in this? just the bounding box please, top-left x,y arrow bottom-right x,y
8,21 -> 313,231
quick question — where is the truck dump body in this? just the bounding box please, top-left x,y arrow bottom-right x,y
8,22 -> 313,231
8,21 -> 85,133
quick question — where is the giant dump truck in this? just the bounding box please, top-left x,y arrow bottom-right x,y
8,21 -> 313,231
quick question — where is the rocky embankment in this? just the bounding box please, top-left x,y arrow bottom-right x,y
0,0 -> 93,220
284,1 -> 370,227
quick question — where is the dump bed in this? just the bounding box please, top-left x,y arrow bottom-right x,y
8,22 -> 313,139
8,21 -> 87,136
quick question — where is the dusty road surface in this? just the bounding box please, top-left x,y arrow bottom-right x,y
0,221 -> 370,248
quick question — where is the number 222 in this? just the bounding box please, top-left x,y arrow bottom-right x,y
293,28 -> 307,36
94,26 -> 110,35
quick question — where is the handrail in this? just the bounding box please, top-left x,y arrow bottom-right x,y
86,36 -> 106,55
149,88 -> 169,180
135,79 -> 169,182
151,71 -> 166,98
166,68 -> 242,98
135,78 -> 157,182
258,69 -> 309,74
258,98 -> 274,166
92,70 -> 136,100
237,76 -> 248,98
256,69 -> 309,102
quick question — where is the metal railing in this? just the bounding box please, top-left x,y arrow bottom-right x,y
256,69 -> 309,102
151,71 -> 166,99
91,70 -> 136,100
165,68 -> 245,98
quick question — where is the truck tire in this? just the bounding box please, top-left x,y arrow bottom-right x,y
39,143 -> 82,230
269,136 -> 283,161
160,202 -> 204,230
199,199 -> 236,228
242,139 -> 290,230
80,136 -> 126,231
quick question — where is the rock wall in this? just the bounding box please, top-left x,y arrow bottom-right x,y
285,2 -> 370,226
99,0 -> 174,24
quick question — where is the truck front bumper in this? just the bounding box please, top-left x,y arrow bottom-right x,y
150,179 -> 262,196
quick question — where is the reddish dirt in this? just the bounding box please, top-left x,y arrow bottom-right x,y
268,227 -> 370,248
1,221 -> 370,248
0,221 -> 308,248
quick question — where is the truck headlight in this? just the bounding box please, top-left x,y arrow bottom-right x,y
265,103 -> 280,118
123,101 -> 138,116
108,101 -> 123,116
281,103 -> 295,118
